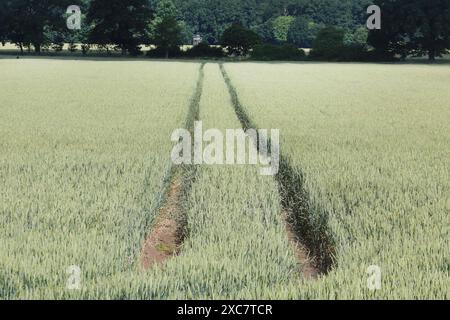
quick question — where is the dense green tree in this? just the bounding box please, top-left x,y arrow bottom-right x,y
154,0 -> 179,18
61,0 -> 91,54
173,0 -> 262,44
1,0 -> 380,50
4,0 -> 73,53
271,16 -> 295,43
351,0 -> 374,26
87,0 -> 152,55
287,16 -> 321,47
281,0 -> 354,30
4,0 -> 446,59
407,0 -> 450,61
172,0 -> 374,45
367,0 -> 407,59
2,1 -> 25,53
151,0 -> 179,30
254,20 -> 273,43
0,1 -> 9,45
287,16 -> 309,47
255,15 -> 296,44
221,23 -> 261,56
368,0 -> 450,61
153,15 -> 182,58
150,0 -> 192,44
310,26 -> 345,60
344,26 -> 368,46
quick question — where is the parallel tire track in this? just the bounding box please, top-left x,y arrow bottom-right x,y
219,63 -> 335,275
140,63 -> 205,269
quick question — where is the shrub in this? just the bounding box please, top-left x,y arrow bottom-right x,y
81,44 -> 90,55
185,42 -> 224,58
51,43 -> 64,52
68,43 -> 78,52
344,27 -> 369,46
338,44 -> 368,61
147,45 -> 182,58
363,49 -> 398,62
251,44 -> 306,61
309,26 -> 345,61
128,46 -> 144,56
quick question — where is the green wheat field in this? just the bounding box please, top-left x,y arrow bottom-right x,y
0,57 -> 449,299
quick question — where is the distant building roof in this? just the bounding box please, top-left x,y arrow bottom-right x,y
193,34 -> 203,45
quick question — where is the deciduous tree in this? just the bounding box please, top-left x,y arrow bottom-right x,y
368,0 -> 450,61
153,15 -> 182,58
87,0 -> 152,55
221,23 -> 261,56
287,16 -> 321,47
5,0 -> 73,53
310,26 -> 345,60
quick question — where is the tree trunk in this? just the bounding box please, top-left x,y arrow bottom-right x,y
19,43 -> 23,55
34,43 -> 41,54
428,49 -> 436,62
165,47 -> 169,59
121,46 -> 127,56
400,52 -> 407,61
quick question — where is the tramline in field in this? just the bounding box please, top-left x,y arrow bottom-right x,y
0,58 -> 448,299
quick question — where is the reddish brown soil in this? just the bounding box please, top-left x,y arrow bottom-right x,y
282,211 -> 319,279
140,176 -> 183,270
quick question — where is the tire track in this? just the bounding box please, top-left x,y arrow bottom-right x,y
219,63 -> 335,276
140,63 -> 205,269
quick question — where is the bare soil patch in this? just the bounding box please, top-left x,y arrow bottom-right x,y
140,175 -> 184,270
282,211 -> 319,279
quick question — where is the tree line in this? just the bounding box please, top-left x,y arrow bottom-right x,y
369,0 -> 450,61
0,0 -> 448,61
